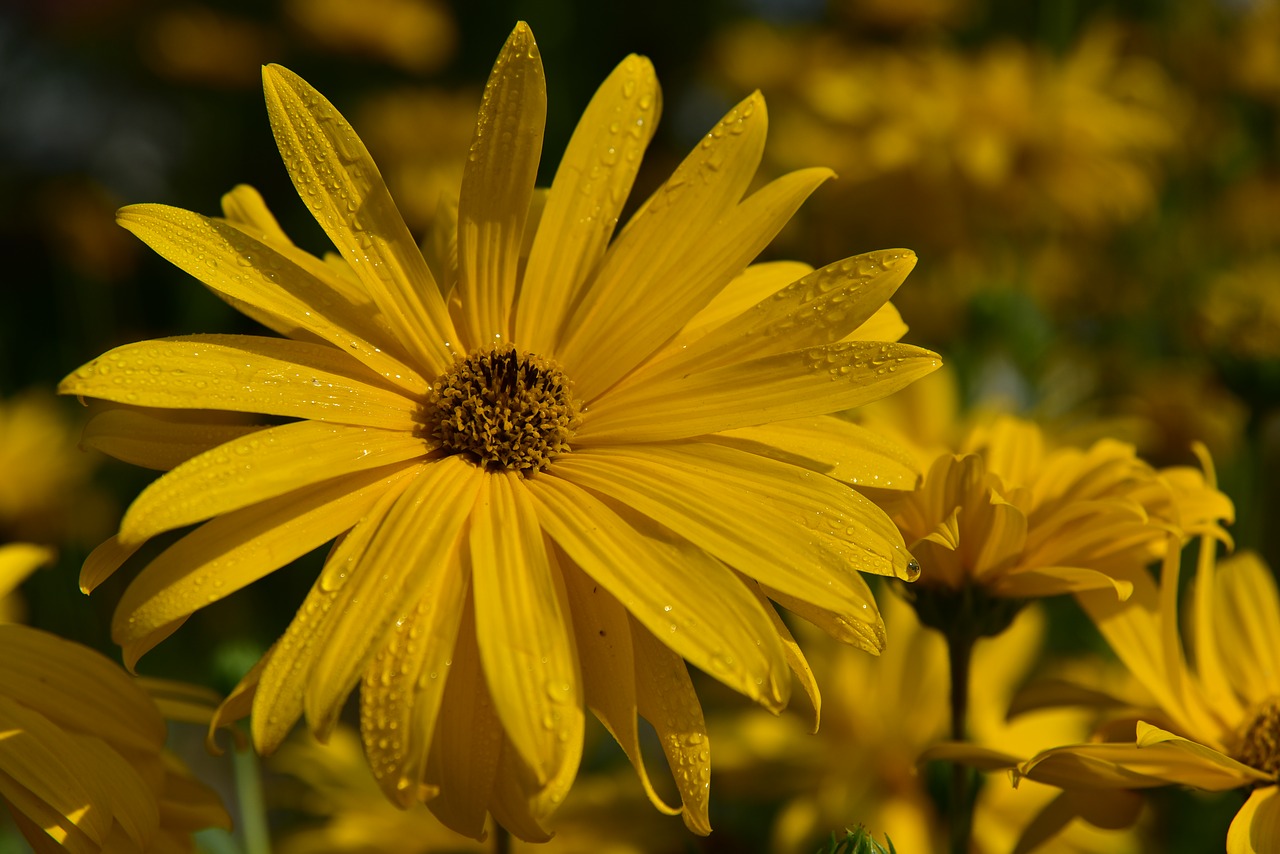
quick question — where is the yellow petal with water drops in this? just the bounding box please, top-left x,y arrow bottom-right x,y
631,619 -> 712,835
557,91 -> 768,389
470,472 -> 582,790
83,407 -> 265,472
1228,784 -> 1280,854
455,22 -> 545,346
765,582 -> 886,654
709,415 -> 920,490
250,468 -> 419,754
565,167 -> 832,400
555,445 -> 914,602
559,559 -> 682,817
261,65 -> 457,375
0,703 -> 114,850
0,625 -> 165,753
80,536 -> 141,595
643,249 -> 916,381
1134,721 -> 1268,788
516,53 -> 659,354
1215,551 -> 1280,703
304,457 -> 483,739
114,463 -> 415,666
525,473 -> 789,710
60,334 -> 422,431
220,184 -> 291,246
360,553 -> 469,806
744,576 -> 820,732
580,340 -> 940,443
119,205 -> 428,395
0,543 -> 54,600
673,261 -> 813,347
425,606 -> 502,840
119,420 -> 428,545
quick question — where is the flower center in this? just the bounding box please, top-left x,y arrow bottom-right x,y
1237,697 -> 1280,777
428,344 -> 580,472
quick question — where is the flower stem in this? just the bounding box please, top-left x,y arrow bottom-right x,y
947,626 -> 976,854
233,744 -> 272,854
494,825 -> 512,854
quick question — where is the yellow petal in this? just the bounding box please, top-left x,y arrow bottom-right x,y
673,261 -> 813,346
82,407 -> 265,472
60,335 -> 422,431
1134,721 -> 1267,788
119,420 -> 428,544
489,739 -> 553,842
745,576 -> 821,732
0,544 -> 55,600
118,204 -> 428,395
456,22 -> 546,346
558,559 -> 681,817
642,249 -> 916,381
709,415 -> 920,490
1011,788 -> 1144,854
997,565 -> 1133,599
304,457 -> 483,738
556,91 -> 769,392
843,301 -> 908,343
631,618 -> 712,835
470,473 -> 582,790
425,605 -> 502,840
79,535 -> 142,595
579,340 -> 940,442
0,625 -> 165,754
220,184 -> 291,246
524,473 -> 789,710
1228,785 -> 1280,854
918,741 -> 1021,770
261,65 -> 457,375
554,445 -> 915,598
564,167 -> 833,399
0,774 -> 98,854
765,581 -> 886,654
114,463 -> 417,667
516,54 -> 659,354
1216,551 -> 1280,703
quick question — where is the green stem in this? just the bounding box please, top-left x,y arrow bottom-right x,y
233,745 -> 271,854
947,622 -> 976,854
494,824 -> 512,854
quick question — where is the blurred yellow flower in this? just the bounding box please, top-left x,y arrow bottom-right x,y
867,415 -> 1234,598
271,725 -> 689,853
1198,254 -> 1280,360
141,5 -> 279,88
0,624 -> 230,851
63,22 -> 938,840
0,543 -> 55,624
988,533 -> 1280,853
713,593 -> 1144,853
283,0 -> 456,74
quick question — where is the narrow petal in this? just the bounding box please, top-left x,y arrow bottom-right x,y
425,605 -> 502,840
1018,735 -> 1261,791
470,472 -> 582,788
119,420 -> 428,544
113,463 -> 418,666
360,549 -> 470,805
579,340 -> 940,442
261,65 -> 457,374
553,445 -> 916,602
1229,785 -> 1280,854
558,559 -> 681,816
0,544 -> 55,599
631,618 -> 712,835
998,565 -> 1134,599
642,249 -> 916,381
765,581 -> 886,654
0,768 -> 99,854
60,335 -> 422,431
563,167 -> 834,399
671,261 -> 813,347
1135,721 -> 1267,787
304,457 -> 483,737
708,415 -> 920,490
1216,551 -> 1280,703
745,576 -> 821,732
516,54 -> 660,354
455,22 -> 546,345
556,92 -> 769,392
489,738 -> 553,842
843,301 -> 908,343
118,205 -> 428,395
1012,789 -> 1144,854
82,408 -> 264,472
219,184 -> 291,245
524,473 -> 789,710
79,536 -> 142,595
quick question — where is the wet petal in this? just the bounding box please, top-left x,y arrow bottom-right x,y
82,408 -> 265,472
672,261 -> 812,346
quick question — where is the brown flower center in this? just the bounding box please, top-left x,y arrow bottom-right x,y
429,344 -> 580,472
1237,697 -> 1280,777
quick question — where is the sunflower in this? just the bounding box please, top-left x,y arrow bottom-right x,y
0,624 -> 230,852
62,22 -> 939,839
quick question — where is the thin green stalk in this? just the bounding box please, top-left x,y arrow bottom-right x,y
494,824 -> 512,854
233,745 -> 271,854
947,627 -> 976,854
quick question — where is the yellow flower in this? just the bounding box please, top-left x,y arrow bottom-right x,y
62,23 -> 938,839
989,533 -> 1280,853
0,624 -> 229,852
868,415 -> 1233,599
283,0 -> 456,74
712,593 -> 1145,853
1197,253 -> 1280,361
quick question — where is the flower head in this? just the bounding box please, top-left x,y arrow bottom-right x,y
62,23 -> 939,839
0,624 -> 229,851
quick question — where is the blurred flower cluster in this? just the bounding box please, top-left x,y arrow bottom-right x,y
2,0 -> 1280,852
